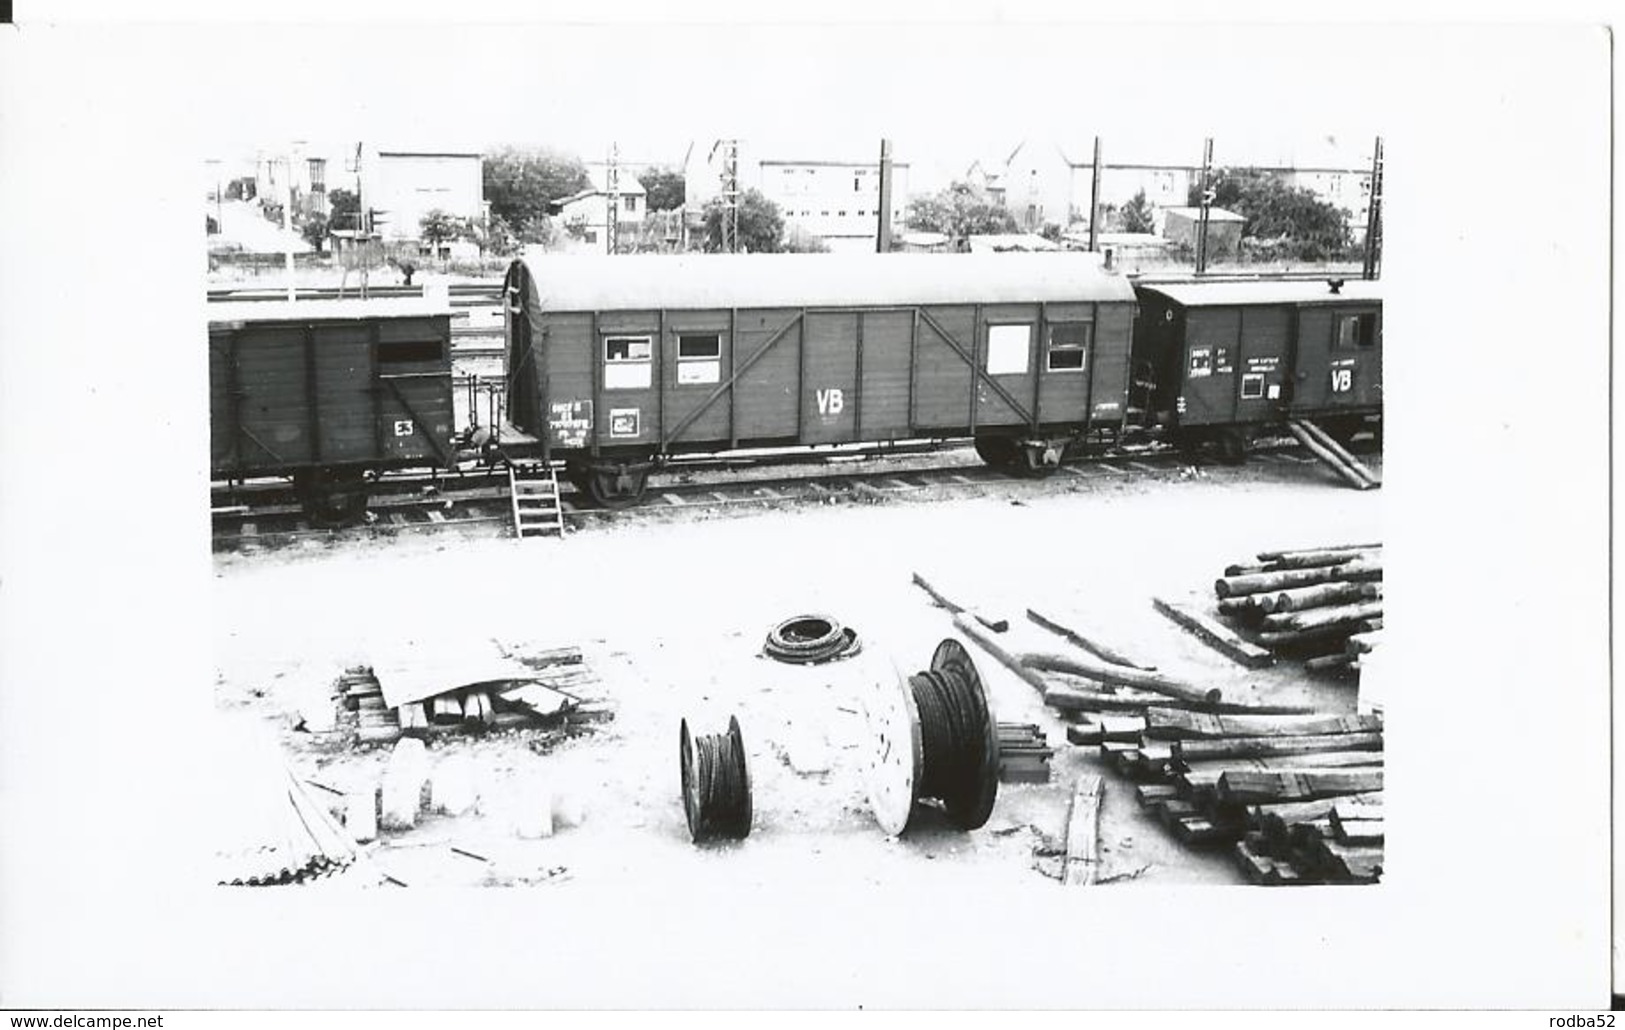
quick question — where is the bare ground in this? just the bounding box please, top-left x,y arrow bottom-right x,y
213,451 -> 1380,889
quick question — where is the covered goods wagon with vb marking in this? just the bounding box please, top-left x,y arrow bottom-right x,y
501,252 -> 1141,507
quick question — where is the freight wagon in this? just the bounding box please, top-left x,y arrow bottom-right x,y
500,252 -> 1140,507
1131,279 -> 1382,460
209,299 -> 457,524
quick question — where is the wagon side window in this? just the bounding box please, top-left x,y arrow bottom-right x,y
677,333 -> 722,385
379,338 -> 443,363
1336,312 -> 1378,349
603,335 -> 653,390
1046,323 -> 1091,372
985,324 -> 1031,375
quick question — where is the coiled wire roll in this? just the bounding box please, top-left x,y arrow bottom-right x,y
679,716 -> 753,843
909,641 -> 1000,830
763,615 -> 862,664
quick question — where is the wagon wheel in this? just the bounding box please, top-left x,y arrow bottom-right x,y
297,468 -> 371,528
973,436 -> 1018,470
1215,428 -> 1250,465
586,467 -> 649,510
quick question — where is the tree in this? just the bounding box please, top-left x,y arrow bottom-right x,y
327,188 -> 361,231
637,167 -> 686,212
1188,169 -> 1351,259
419,209 -> 460,251
701,188 -> 783,253
483,147 -> 590,237
1118,189 -> 1155,233
299,213 -> 330,253
904,181 -> 1017,244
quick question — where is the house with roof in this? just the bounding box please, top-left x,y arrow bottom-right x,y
551,166 -> 648,254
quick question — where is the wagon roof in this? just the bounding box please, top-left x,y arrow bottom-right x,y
206,298 -> 453,327
513,252 -> 1138,311
1137,278 -> 1382,307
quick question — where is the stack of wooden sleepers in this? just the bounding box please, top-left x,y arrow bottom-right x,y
1214,543 -> 1383,672
336,646 -> 603,746
1067,707 -> 1384,884
996,723 -> 1054,783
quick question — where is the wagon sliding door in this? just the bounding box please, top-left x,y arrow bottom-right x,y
913,305 -> 1036,433
976,305 -> 1039,429
1234,305 -> 1291,424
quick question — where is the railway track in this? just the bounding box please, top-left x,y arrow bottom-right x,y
211,437 -> 1376,552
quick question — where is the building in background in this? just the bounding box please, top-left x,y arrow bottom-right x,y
965,137 -> 1375,241
551,166 -> 648,254
363,149 -> 484,243
1001,142 -> 1074,232
684,141 -> 909,253
1159,206 -> 1246,256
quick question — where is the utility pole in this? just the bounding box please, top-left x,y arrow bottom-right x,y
282,148 -> 297,301
606,141 -> 621,256
356,142 -> 370,298
1362,136 -> 1384,280
711,139 -> 740,253
876,138 -> 894,253
1087,136 -> 1103,253
1195,137 -> 1214,275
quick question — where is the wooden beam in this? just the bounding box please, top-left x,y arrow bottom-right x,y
1216,559 -> 1382,599
1152,596 -> 1273,668
1017,650 -> 1221,706
1062,774 -> 1105,886
1173,731 -> 1382,767
1217,768 -> 1385,805
1144,709 -> 1382,741
1026,606 -> 1154,670
912,572 -> 1009,631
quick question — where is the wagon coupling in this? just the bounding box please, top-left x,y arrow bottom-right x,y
763,614 -> 862,664
679,716 -> 753,843
864,639 -> 1000,836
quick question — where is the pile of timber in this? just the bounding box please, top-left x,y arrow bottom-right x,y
1235,796 -> 1385,885
1214,544 -> 1384,671
996,723 -> 1053,783
217,767 -> 359,887
1067,706 -> 1384,884
335,647 -> 606,746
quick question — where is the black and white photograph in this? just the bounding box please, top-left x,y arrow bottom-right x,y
0,5 -> 1614,1016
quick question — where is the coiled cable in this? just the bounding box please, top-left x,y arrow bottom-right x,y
680,716 -> 753,843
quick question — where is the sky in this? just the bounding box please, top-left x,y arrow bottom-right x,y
184,22 -> 1383,196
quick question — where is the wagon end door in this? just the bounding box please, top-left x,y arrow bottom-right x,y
1177,307 -> 1240,426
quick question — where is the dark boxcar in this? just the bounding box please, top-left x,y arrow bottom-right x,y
209,299 -> 456,523
1132,279 -> 1382,457
504,253 -> 1139,506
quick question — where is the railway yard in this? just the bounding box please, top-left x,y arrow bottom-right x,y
212,438 -> 1383,890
